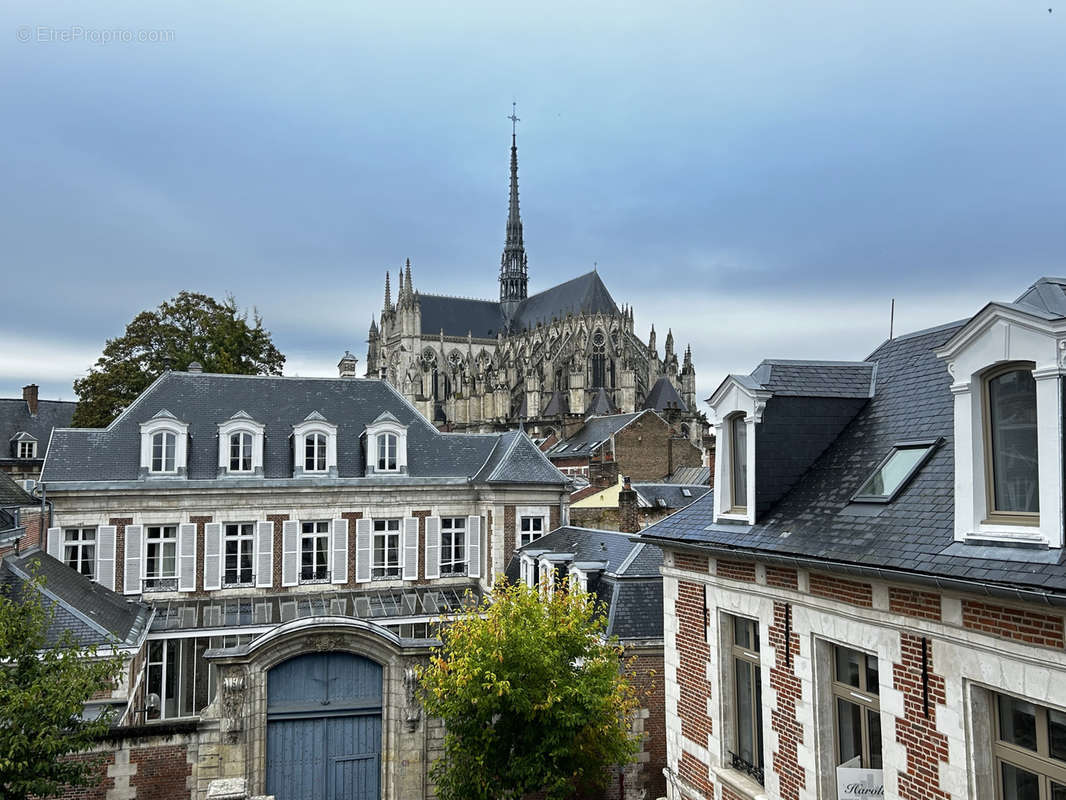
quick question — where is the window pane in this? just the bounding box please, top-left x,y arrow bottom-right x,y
999,695 -> 1038,751
865,654 -> 879,696
732,416 -> 747,508
835,647 -> 862,688
988,369 -> 1039,514
734,618 -> 754,650
836,697 -> 863,767
1001,762 -> 1040,800
856,446 -> 929,498
735,658 -> 756,764
1050,709 -> 1066,762
866,707 -> 883,769
1052,782 -> 1066,800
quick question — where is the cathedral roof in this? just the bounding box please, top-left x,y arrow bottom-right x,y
584,387 -> 618,416
643,376 -> 688,413
419,295 -> 504,339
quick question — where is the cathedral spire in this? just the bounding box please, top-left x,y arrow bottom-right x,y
500,102 -> 528,314
404,259 -> 414,307
384,271 -> 392,311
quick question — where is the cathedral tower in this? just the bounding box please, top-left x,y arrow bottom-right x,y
499,104 -> 528,318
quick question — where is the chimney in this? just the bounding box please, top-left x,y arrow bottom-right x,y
706,436 -> 716,489
22,385 -> 38,416
338,351 -> 359,378
619,475 -> 640,534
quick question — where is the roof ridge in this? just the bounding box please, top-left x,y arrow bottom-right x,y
615,542 -> 645,576
419,292 -> 499,304
487,430 -> 527,481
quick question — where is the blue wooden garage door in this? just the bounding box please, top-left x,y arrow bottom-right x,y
266,652 -> 382,800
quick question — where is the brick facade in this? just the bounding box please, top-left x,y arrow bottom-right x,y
188,516 -> 211,594
675,580 -> 712,795
341,511 -> 363,588
808,573 -> 873,607
765,565 -> 798,590
109,517 -> 133,594
129,744 -> 193,799
961,599 -> 1065,648
612,414 -> 702,484
673,552 -> 709,574
768,601 -> 805,800
266,513 -> 289,591
716,559 -> 756,583
893,633 -> 949,800
889,587 -> 942,621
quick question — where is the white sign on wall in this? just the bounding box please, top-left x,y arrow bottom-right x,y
837,767 -> 884,800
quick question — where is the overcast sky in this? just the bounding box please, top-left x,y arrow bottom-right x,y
2,0 -> 1063,407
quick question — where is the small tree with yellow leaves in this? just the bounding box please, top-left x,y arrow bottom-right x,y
419,578 -> 639,800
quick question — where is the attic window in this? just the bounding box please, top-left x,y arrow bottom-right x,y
656,497 -> 668,508
852,439 -> 941,503
681,488 -> 692,498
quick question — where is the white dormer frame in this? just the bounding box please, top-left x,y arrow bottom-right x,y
139,410 -> 189,478
706,378 -> 769,525
937,305 -> 1066,548
292,412 -> 338,478
217,412 -> 266,476
364,412 -> 409,475
11,432 -> 37,460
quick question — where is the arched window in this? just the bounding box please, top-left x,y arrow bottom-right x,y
730,414 -> 748,512
151,431 -> 176,473
591,331 -> 607,388
985,364 -> 1038,519
378,433 -> 398,471
304,433 -> 327,472
229,432 -> 253,472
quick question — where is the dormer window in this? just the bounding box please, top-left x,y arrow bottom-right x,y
217,411 -> 265,477
291,412 -> 338,477
985,364 -> 1039,522
730,413 -> 748,513
139,410 -> 188,478
152,432 -> 176,473
377,433 -> 398,471
19,440 -> 35,459
305,433 -> 327,472
11,433 -> 37,460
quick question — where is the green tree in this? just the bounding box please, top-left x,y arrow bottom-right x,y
0,567 -> 125,799
419,579 -> 640,800
72,291 -> 285,428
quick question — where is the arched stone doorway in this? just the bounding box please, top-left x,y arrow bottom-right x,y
266,651 -> 383,800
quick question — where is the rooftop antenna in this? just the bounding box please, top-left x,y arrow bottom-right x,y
889,298 -> 895,340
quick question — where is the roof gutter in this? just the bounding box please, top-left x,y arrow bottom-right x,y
640,536 -> 1066,609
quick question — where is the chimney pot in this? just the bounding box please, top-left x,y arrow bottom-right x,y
22,385 -> 38,416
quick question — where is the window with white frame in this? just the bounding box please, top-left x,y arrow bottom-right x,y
994,693 -> 1066,800
224,523 -> 255,586
727,615 -> 764,783
17,440 -> 36,459
145,525 -> 178,588
519,515 -> 544,546
304,433 -> 327,473
373,519 -> 401,579
63,527 -> 96,578
300,521 -> 329,582
832,645 -> 882,772
152,432 -> 177,473
440,517 -> 466,575
984,364 -> 1039,524
730,413 -> 748,512
229,432 -> 253,473
377,433 -> 398,471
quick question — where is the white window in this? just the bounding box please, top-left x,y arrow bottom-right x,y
440,517 -> 466,575
152,432 -> 176,473
145,525 -> 178,587
519,515 -> 544,547
377,433 -> 398,471
300,521 -> 330,582
832,645 -> 882,771
373,519 -> 401,579
727,615 -> 764,783
730,413 -> 748,512
304,433 -> 327,473
853,440 -> 940,503
984,364 -> 1039,523
224,523 -> 255,586
229,432 -> 253,473
17,440 -> 36,459
64,527 -> 96,578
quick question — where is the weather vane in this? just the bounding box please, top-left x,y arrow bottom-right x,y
508,102 -> 520,137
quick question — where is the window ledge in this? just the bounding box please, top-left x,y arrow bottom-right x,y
966,526 -> 1048,547
711,765 -> 767,800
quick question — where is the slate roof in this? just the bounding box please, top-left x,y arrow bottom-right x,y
545,411 -> 648,459
472,431 -> 567,485
414,271 -> 619,338
633,483 -> 710,510
643,376 -> 688,412
41,372 -> 563,486
660,466 -> 711,486
1,549 -> 150,647
745,360 -> 876,399
0,472 -> 34,506
641,319 -> 1066,599
585,387 -> 618,416
0,397 -> 75,463
505,526 -> 663,642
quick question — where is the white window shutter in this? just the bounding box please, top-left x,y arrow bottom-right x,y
46,527 -> 62,560
204,522 -> 223,591
96,525 -> 116,591
282,521 -> 299,587
331,518 -> 348,585
178,523 -> 197,591
467,515 -> 481,579
256,521 -> 274,588
402,517 -> 419,580
123,524 -> 143,596
355,519 -> 371,583
425,516 -> 440,580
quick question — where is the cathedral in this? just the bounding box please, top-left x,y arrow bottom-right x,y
365,120 -> 704,445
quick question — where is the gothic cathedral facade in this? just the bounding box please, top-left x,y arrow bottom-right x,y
365,126 -> 704,444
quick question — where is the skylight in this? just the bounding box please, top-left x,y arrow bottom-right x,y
852,439 -> 942,503
681,488 -> 692,497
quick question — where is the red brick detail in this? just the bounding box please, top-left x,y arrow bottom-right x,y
42,751 -> 116,799
809,573 -> 873,607
678,749 -> 714,798
889,588 -> 942,621
413,510 -> 431,584
621,650 -> 667,800
267,514 -> 289,590
769,601 -> 805,800
503,505 -> 516,568
716,559 -> 756,583
723,784 -> 749,800
674,551 -> 709,574
129,744 -> 192,799
893,633 -> 949,800
766,565 -> 799,590
675,581 -> 711,745
189,515 -> 212,594
961,600 -> 1065,649
109,517 -> 133,594
341,512 -> 363,588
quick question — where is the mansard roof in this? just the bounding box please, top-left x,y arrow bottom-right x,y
41,372 -> 564,486
0,472 -> 34,506
0,397 -> 75,465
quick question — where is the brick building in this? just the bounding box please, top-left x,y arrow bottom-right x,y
38,363 -> 570,800
641,277 -> 1066,800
